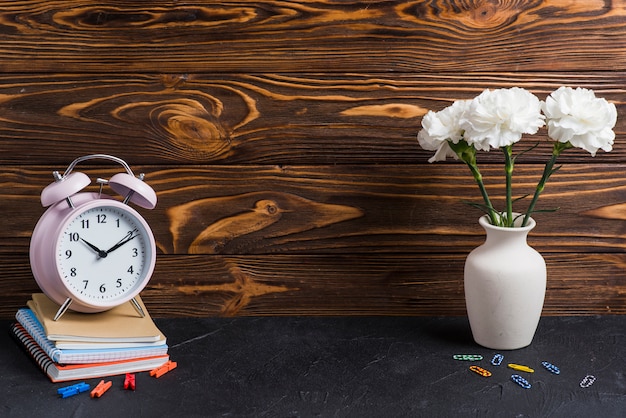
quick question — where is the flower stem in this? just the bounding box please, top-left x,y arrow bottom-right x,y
448,140 -> 498,225
467,162 -> 499,225
503,145 -> 514,226
522,141 -> 573,226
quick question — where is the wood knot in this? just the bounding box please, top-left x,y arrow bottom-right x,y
474,1 -> 498,20
160,74 -> 189,89
405,0 -> 527,31
459,0 -> 524,30
254,200 -> 281,216
151,100 -> 231,159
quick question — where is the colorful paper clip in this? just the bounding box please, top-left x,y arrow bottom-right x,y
469,365 -> 492,377
508,363 -> 534,373
124,373 -> 136,390
57,382 -> 90,398
453,354 -> 483,361
541,361 -> 560,375
491,354 -> 504,366
90,380 -> 112,398
150,360 -> 177,378
511,374 -> 532,389
580,375 -> 596,388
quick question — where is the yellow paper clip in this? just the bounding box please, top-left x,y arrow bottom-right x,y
508,363 -> 534,373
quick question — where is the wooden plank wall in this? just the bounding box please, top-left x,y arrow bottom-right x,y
1,1 -> 625,318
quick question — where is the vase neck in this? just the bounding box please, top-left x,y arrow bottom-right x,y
479,214 -> 535,245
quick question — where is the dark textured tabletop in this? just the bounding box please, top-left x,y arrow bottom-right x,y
1,316 -> 624,417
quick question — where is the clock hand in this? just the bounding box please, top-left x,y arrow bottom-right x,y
105,229 -> 139,254
80,238 -> 108,258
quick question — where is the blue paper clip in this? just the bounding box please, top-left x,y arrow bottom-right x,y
541,361 -> 560,375
491,353 -> 504,366
580,375 -> 596,388
511,374 -> 531,389
57,382 -> 90,398
453,354 -> 483,361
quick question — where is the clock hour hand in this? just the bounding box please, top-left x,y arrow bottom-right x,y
80,238 -> 108,258
105,229 -> 139,254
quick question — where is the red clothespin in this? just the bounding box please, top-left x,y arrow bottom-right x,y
90,379 -> 112,398
124,373 -> 136,390
150,360 -> 177,378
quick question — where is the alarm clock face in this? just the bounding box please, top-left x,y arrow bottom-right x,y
54,201 -> 155,306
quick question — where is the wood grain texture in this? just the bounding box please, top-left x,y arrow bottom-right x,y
1,253 -> 624,319
4,161 -> 625,318
1,1 -> 626,318
0,1 -> 625,73
4,164 -> 626,255
0,72 -> 623,165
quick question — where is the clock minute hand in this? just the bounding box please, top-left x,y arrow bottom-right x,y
105,229 -> 139,255
80,238 -> 108,258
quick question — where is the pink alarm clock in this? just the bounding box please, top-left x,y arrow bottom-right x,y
29,155 -> 157,320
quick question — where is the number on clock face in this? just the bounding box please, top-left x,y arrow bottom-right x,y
56,205 -> 150,301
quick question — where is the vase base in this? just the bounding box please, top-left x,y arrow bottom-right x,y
471,337 -> 533,351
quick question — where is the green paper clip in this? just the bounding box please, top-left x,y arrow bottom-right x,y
453,354 -> 483,361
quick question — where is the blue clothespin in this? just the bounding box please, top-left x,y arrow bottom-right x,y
57,382 -> 90,398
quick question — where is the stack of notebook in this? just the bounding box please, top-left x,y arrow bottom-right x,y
11,293 -> 169,382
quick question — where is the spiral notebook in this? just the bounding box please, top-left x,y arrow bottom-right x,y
10,323 -> 169,382
15,308 -> 168,364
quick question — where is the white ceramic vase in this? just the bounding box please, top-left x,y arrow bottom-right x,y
464,214 -> 546,350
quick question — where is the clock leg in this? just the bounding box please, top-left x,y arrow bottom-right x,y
53,298 -> 73,321
130,297 -> 146,318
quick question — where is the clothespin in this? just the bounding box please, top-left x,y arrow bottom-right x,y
150,360 -> 177,378
124,373 -> 136,390
57,382 -> 90,398
90,379 -> 112,398
508,363 -> 534,373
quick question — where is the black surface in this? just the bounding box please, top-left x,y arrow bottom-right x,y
0,316 -> 624,417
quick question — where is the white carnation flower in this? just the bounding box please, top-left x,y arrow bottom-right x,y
543,86 -> 617,156
461,87 -> 545,151
417,100 -> 472,162
415,85 -> 618,228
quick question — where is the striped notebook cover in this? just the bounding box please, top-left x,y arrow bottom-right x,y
15,308 -> 168,364
10,323 -> 169,383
